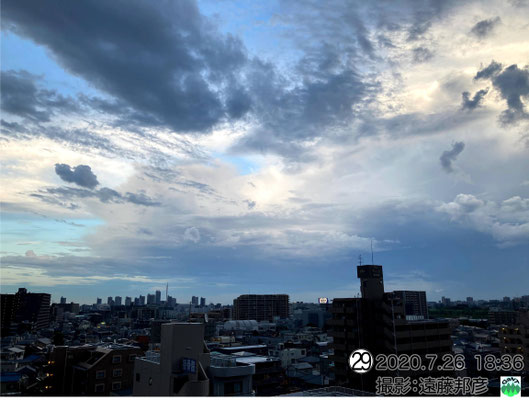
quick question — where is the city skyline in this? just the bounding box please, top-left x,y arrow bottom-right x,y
1,0 -> 529,305
5,283 -> 528,308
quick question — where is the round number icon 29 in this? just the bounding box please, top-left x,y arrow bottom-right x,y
348,349 -> 373,374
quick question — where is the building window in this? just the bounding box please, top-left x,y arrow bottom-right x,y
96,370 -> 106,379
95,383 -> 105,393
225,381 -> 242,395
112,381 -> 121,391
135,373 -> 140,382
112,355 -> 122,364
128,354 -> 136,362
113,368 -> 122,377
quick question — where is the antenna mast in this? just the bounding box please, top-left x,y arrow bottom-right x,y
358,254 -> 362,266
371,239 -> 374,265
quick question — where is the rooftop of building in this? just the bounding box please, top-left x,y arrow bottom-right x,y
235,355 -> 279,364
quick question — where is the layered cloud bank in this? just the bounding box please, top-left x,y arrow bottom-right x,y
1,0 -> 528,303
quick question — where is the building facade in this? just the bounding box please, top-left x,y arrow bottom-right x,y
1,288 -> 51,335
133,322 -> 211,396
233,294 -> 289,322
329,265 -> 452,392
48,343 -> 144,395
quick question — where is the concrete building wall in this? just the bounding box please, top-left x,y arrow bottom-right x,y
133,322 -> 211,396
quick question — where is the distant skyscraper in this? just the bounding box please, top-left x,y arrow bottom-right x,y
60,296 -> 67,304
125,296 -> 132,306
191,296 -> 199,306
155,290 -> 161,304
96,298 -> 102,305
107,296 -> 113,305
167,296 -> 176,307
139,295 -> 145,306
200,297 -> 206,307
466,297 -> 474,304
503,296 -> 511,302
147,294 -> 155,305
115,296 -> 122,306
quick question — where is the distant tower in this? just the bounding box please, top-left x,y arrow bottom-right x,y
357,264 -> 384,300
60,296 -> 67,304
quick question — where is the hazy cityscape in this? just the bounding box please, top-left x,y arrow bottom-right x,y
1,265 -> 528,395
2,0 -> 529,397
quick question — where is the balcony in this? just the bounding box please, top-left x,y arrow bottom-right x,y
209,362 -> 255,378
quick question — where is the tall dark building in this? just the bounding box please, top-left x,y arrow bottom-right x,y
500,310 -> 529,372
1,288 -> 51,336
191,296 -> 199,306
147,294 -> 155,305
155,290 -> 161,304
200,297 -> 206,307
1,294 -> 16,336
329,265 -> 452,392
233,294 -> 289,321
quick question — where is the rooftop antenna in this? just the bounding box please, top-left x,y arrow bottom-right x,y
358,254 -> 363,266
165,282 -> 168,301
371,239 -> 374,265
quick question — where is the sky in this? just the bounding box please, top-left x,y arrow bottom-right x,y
1,0 -> 528,305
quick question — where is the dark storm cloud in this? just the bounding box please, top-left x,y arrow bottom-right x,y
412,47 -> 434,63
2,0 -> 248,133
233,57 -> 371,158
55,164 -> 99,189
461,88 -> 489,111
0,0 -> 484,162
406,0 -> 452,41
493,64 -> 529,124
440,141 -> 465,173
0,119 -> 25,134
475,61 -> 529,124
124,192 -> 162,206
0,70 -> 79,123
2,0 -> 376,161
470,17 -> 501,38
474,60 -> 503,81
34,186 -> 161,207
